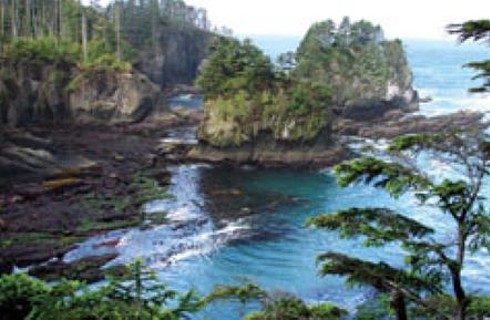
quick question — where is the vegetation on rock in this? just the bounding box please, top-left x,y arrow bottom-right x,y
197,18 -> 415,149
0,0 -> 214,126
294,18 -> 413,108
197,36 -> 333,147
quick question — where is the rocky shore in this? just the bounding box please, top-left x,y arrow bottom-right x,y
0,108 -> 201,278
1,89 -> 487,281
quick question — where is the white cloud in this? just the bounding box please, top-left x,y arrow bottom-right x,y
183,0 -> 490,40
91,0 -> 490,40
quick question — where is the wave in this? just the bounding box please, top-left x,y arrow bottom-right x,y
64,165 -> 251,270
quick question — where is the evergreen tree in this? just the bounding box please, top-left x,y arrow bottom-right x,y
308,130 -> 489,320
448,20 -> 490,92
204,283 -> 347,320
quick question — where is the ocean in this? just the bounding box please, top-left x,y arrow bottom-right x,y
67,38 -> 490,319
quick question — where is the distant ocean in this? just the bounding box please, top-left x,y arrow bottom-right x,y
248,35 -> 490,118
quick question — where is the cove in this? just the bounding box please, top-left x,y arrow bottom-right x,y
67,163 -> 490,319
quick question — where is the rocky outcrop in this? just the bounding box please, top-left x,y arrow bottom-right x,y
296,21 -> 419,119
0,59 -> 166,127
194,19 -> 421,167
135,26 -> 212,88
188,142 -> 350,168
334,110 -> 487,139
69,69 -> 165,123
0,128 -> 98,183
0,60 -> 74,126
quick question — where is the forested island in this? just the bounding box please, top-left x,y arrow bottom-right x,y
0,0 -> 489,319
191,18 -> 419,166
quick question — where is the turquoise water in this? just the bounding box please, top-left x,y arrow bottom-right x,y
65,39 -> 490,318
147,165 -> 488,319
166,40 -> 488,317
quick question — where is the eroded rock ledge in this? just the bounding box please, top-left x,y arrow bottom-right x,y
178,110 -> 487,168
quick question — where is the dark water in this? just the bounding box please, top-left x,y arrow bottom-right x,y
65,40 -> 490,318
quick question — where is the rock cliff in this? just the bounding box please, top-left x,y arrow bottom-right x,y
0,59 -> 165,126
135,26 -> 212,88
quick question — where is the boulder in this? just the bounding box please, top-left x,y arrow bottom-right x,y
69,70 -> 166,123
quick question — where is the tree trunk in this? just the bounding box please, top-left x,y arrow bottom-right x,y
390,291 -> 408,320
58,0 -> 63,39
24,0 -> 31,37
81,8 -> 87,62
450,225 -> 468,320
0,0 -> 5,38
151,0 -> 158,53
115,1 -> 121,61
11,0 -> 17,38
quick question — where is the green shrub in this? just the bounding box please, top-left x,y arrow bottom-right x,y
196,37 -> 277,100
0,261 -> 204,320
0,274 -> 47,320
5,37 -> 81,62
206,283 -> 346,320
81,53 -> 131,72
468,296 -> 490,318
245,295 -> 346,320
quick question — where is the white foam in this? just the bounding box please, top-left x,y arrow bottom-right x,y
64,164 -> 252,270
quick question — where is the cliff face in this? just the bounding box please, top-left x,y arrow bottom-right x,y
135,26 -> 212,88
69,69 -> 164,123
0,60 -> 165,127
0,60 -> 72,126
329,40 -> 418,119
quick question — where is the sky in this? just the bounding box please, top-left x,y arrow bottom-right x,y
93,0 -> 490,40
183,0 -> 490,40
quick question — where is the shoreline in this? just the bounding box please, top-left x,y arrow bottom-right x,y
0,105 -> 487,281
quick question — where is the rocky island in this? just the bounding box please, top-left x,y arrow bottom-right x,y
190,18 -> 421,167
